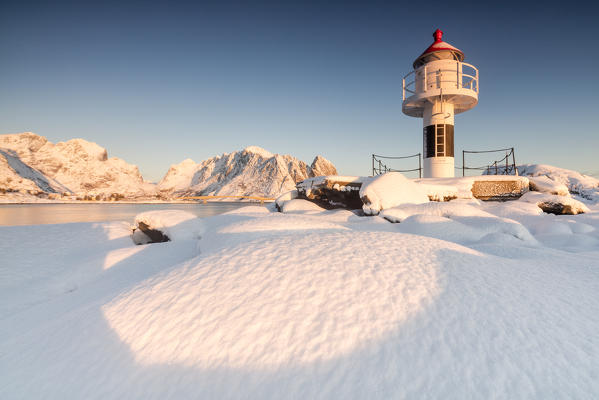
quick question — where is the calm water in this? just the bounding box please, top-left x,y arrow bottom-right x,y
0,202 -> 261,226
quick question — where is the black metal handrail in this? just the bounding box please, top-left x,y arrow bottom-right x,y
372,153 -> 422,178
462,147 -> 518,177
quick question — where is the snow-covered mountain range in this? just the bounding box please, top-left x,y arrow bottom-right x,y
158,146 -> 337,198
0,133 -> 155,200
0,132 -> 337,200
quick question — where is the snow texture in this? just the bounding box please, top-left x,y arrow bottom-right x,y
360,172 -> 429,215
1,201 -> 599,399
381,200 -> 537,245
2,203 -> 599,399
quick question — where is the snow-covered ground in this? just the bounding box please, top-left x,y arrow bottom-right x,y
1,196 -> 598,399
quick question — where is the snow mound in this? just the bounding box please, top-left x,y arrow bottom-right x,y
381,201 -> 491,222
381,201 -> 537,245
359,172 -> 429,215
133,210 -> 203,243
528,175 -> 569,196
520,191 -> 590,215
103,231 -> 440,368
281,198 -> 325,213
274,189 -> 298,210
517,164 -> 599,202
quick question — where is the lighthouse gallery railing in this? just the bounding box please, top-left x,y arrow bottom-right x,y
402,62 -> 479,100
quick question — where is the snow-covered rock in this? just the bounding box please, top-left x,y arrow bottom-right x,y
275,189 -> 298,210
158,147 -> 337,199
528,175 -> 569,196
517,164 -> 599,202
417,182 -> 459,201
519,191 -> 590,215
359,172 -> 429,215
132,210 -> 203,244
0,132 -> 155,199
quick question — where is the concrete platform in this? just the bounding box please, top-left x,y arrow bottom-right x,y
296,175 -> 530,210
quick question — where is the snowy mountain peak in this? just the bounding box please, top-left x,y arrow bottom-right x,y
310,155 -> 337,177
242,146 -> 274,158
54,138 -> 108,162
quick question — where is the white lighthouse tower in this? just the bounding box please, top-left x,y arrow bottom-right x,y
402,29 -> 479,178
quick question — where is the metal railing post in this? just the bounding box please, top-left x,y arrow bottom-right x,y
512,148 -> 518,176
462,151 -> 465,177
419,153 -> 422,178
372,154 -> 375,176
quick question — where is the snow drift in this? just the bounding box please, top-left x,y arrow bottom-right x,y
359,172 -> 429,215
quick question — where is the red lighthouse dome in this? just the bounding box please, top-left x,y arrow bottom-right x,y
412,29 -> 465,69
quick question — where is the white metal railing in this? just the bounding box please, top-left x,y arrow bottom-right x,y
402,61 -> 478,100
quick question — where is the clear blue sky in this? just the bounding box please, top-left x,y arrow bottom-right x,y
1,0 -> 598,181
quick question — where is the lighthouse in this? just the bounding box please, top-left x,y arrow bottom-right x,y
402,29 -> 479,178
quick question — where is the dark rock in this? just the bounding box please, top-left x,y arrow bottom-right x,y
297,177 -> 363,210
136,221 -> 170,244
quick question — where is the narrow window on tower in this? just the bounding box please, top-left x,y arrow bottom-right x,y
424,126 -> 435,158
445,125 -> 454,157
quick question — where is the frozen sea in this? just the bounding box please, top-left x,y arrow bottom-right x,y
0,202 -> 258,226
